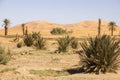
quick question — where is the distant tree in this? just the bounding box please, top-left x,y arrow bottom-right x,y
108,21 -> 117,36
21,24 -> 25,36
3,19 -> 10,36
98,18 -> 101,37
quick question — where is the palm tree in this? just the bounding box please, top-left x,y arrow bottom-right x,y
108,21 -> 117,36
3,19 -> 10,36
98,18 -> 101,36
21,24 -> 25,35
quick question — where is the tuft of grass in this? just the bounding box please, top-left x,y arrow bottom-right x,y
0,68 -> 16,73
0,46 -> 11,65
80,35 -> 120,74
29,69 -> 69,77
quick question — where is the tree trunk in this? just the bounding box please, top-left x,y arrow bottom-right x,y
98,19 -> 101,37
111,26 -> 113,36
22,26 -> 25,35
25,27 -> 28,35
5,26 -> 8,36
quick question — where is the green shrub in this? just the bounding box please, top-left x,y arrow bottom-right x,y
0,46 -> 11,65
23,32 -> 46,49
51,28 -> 67,35
32,32 -> 40,40
57,35 -> 73,52
80,35 -> 120,74
24,34 -> 34,47
70,37 -> 79,49
34,35 -> 46,49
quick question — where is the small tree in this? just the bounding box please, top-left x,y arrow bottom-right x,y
108,21 -> 117,36
3,19 -> 10,36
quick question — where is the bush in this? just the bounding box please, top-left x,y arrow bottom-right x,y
80,35 -> 120,74
23,32 -> 46,49
17,42 -> 23,48
57,35 -> 73,52
34,35 -> 46,49
0,46 -> 11,65
24,34 -> 34,47
51,28 -> 67,35
32,32 -> 40,40
70,37 -> 79,49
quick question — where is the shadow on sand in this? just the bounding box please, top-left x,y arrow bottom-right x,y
65,67 -> 85,75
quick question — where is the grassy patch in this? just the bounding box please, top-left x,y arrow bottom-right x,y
0,68 -> 16,73
29,69 -> 69,76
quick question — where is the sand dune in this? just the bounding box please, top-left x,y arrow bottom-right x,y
0,20 -> 120,37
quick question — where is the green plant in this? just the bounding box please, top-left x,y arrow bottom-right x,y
24,34 -> 34,47
70,37 -> 79,49
80,35 -> 120,74
32,32 -> 40,40
0,46 -> 11,65
34,35 -> 46,49
0,68 -> 16,73
51,28 -> 67,35
57,35 -> 73,52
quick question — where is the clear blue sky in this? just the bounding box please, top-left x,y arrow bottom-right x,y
0,0 -> 120,27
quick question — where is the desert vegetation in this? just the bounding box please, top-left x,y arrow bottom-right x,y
56,35 -> 78,53
80,35 -> 120,74
0,45 -> 11,65
2,18 -> 10,36
0,19 -> 120,80
51,27 -> 67,35
108,21 -> 117,36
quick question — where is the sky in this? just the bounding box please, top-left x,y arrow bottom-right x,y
0,0 -> 120,27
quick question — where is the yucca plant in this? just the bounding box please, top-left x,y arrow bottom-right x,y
34,35 -> 46,49
80,35 -> 120,74
57,35 -> 73,52
24,34 -> 34,47
32,32 -> 40,40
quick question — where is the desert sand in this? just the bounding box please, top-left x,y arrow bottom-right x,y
0,20 -> 120,80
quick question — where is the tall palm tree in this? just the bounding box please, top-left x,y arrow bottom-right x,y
21,24 -> 25,36
98,18 -> 101,37
3,19 -> 10,36
108,21 -> 117,36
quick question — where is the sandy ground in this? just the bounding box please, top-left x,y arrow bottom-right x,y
0,37 -> 120,80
